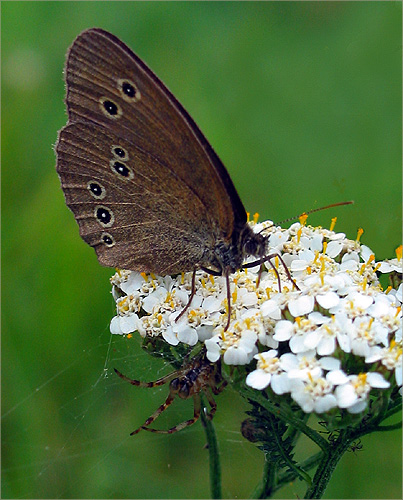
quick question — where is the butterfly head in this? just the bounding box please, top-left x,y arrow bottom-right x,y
240,224 -> 268,262
210,224 -> 268,275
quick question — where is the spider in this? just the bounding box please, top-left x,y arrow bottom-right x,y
114,350 -> 227,435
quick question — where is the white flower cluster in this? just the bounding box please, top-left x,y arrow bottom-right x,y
110,219 -> 402,414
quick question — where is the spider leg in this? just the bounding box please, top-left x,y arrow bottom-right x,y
210,379 -> 228,396
202,387 -> 217,421
138,394 -> 202,435
114,368 -> 176,387
130,392 -> 176,435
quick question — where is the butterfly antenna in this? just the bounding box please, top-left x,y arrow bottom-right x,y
276,201 -> 354,226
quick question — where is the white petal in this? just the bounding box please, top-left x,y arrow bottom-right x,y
316,336 -> 336,356
162,326 -> 179,346
320,357 -> 341,371
342,251 -> 359,263
335,384 -> 357,408
288,295 -> 315,317
367,372 -> 390,389
365,346 -> 383,363
224,346 -> 249,365
329,232 -> 346,241
239,330 -> 258,351
110,316 -> 123,335
396,284 -> 403,303
261,299 -> 281,319
326,369 -> 349,385
142,288 -> 166,313
274,320 -> 294,341
308,311 -> 329,325
177,325 -> 198,346
205,337 -> 220,353
255,349 -> 278,361
304,330 -> 321,350
197,325 -> 214,342
203,295 -> 223,313
377,261 -> 394,273
310,234 -> 323,252
279,352 -> 299,371
120,271 -> 145,294
206,349 -> 221,362
351,339 -> 371,358
336,332 -> 351,353
326,240 -> 343,258
271,373 -> 291,394
176,288 -> 192,306
367,295 -> 391,318
246,369 -> 272,390
289,335 -> 308,353
317,291 -> 340,309
291,259 -> 309,272
395,365 -> 402,386
120,314 -> 139,334
347,399 -> 368,414
299,249 -> 315,262
269,231 -> 288,248
349,292 -> 373,310
340,259 -> 358,272
292,392 -> 314,413
315,394 -> 337,413
240,291 -> 258,307
361,245 -> 374,263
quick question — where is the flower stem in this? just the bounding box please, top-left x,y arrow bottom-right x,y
200,398 -> 222,499
304,431 -> 351,499
240,385 -> 329,451
251,455 -> 276,498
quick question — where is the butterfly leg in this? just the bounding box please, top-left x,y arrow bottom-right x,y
201,267 -> 232,331
175,269 -> 197,323
243,253 -> 299,291
266,253 -> 299,291
137,394 -> 202,434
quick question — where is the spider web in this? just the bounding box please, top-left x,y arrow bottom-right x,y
2,323 -> 264,499
3,301 -> 401,499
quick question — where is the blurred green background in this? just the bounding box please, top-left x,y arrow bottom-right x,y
2,2 -> 401,499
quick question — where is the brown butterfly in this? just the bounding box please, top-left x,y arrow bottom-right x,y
55,29 -> 293,328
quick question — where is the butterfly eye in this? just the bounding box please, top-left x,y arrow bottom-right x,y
87,181 -> 106,199
101,232 -> 115,247
111,145 -> 129,160
100,97 -> 122,118
110,160 -> 134,180
118,79 -> 141,102
95,206 -> 115,227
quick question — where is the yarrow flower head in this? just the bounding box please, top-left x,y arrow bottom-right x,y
110,218 -> 402,415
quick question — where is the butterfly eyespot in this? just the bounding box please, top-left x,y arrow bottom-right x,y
110,160 -> 134,180
101,232 -> 115,247
100,97 -> 122,118
87,181 -> 106,199
95,206 -> 115,227
111,145 -> 129,161
118,79 -> 141,102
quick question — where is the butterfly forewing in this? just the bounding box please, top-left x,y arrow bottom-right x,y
56,28 -> 248,273
57,121 -> 215,273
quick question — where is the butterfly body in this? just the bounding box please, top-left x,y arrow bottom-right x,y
56,28 -> 268,280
